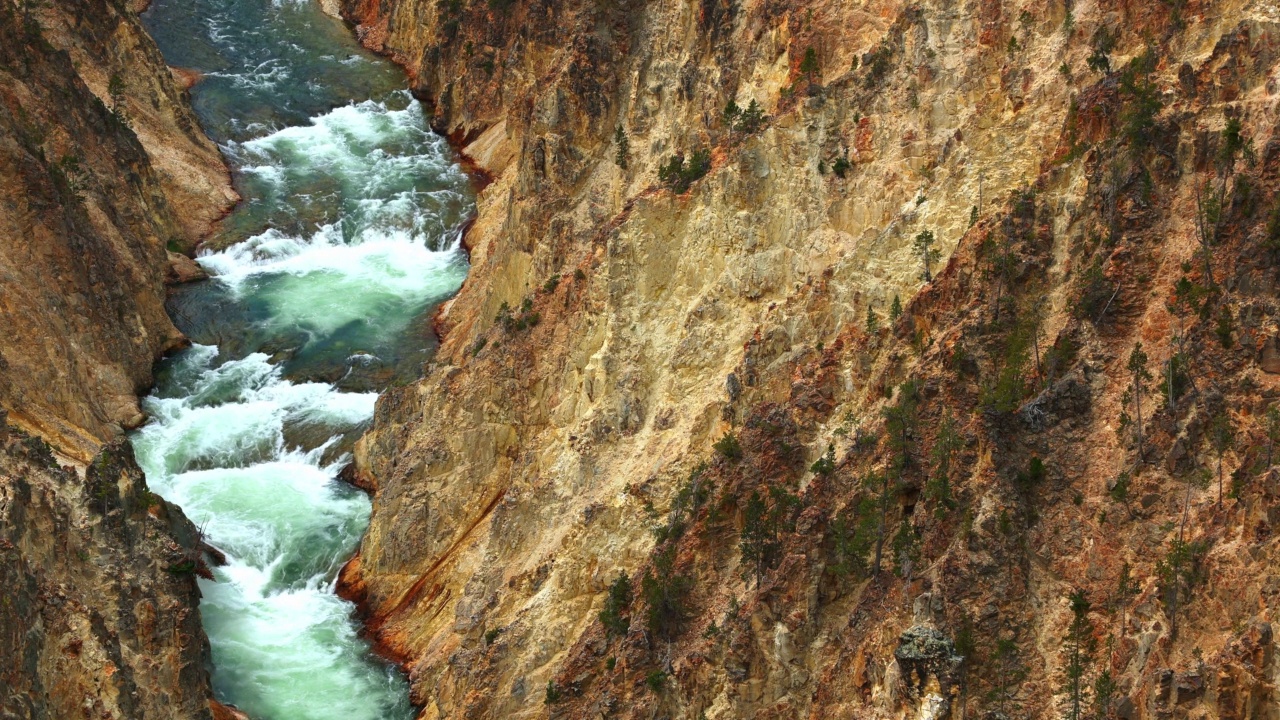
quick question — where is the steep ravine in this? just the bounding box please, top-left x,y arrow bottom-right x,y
336,0 -> 1280,718
130,0 -> 475,717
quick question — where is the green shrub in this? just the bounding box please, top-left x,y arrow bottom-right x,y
713,432 -> 742,460
863,41 -> 895,87
614,125 -> 629,169
809,443 -> 836,475
658,147 -> 712,192
645,670 -> 667,693
598,572 -> 633,637
544,681 -> 562,704
642,546 -> 692,640
495,298 -> 541,332
1014,456 -> 1046,491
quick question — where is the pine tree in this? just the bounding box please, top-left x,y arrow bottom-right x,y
1266,405 -> 1280,468
800,47 -> 820,84
891,518 -> 919,579
874,381 -> 918,573
1209,410 -> 1234,504
722,100 -> 741,126
1156,536 -> 1207,641
1119,343 -> 1153,461
739,486 -> 799,587
613,125 -> 629,169
992,637 -> 1023,716
890,294 -> 903,322
1113,562 -> 1139,639
865,304 -> 879,334
865,470 -> 890,575
736,99 -> 765,134
926,410 -> 961,517
598,572 -> 633,637
642,545 -> 692,641
1062,589 -> 1097,720
829,498 -> 876,580
1093,669 -> 1117,720
740,490 -> 771,588
913,229 -> 941,281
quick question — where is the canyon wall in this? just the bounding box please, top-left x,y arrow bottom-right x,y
0,0 -> 232,716
0,0 -> 234,462
0,423 -> 221,720
339,0 -> 1280,718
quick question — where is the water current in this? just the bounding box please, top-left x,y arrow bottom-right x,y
130,1 -> 474,717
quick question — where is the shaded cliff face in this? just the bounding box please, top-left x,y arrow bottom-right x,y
0,423 -> 220,720
0,0 -> 234,461
340,0 -> 1280,717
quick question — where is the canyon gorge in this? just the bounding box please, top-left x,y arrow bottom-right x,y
4,0 -> 1280,719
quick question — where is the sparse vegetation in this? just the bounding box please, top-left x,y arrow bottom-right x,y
739,486 -> 799,587
645,670 -> 667,693
598,572 -> 633,637
658,148 -> 712,193
913,229 -> 940,282
1061,589 -> 1097,720
641,545 -> 693,640
713,431 -> 742,460
495,297 -> 540,332
614,125 -> 629,169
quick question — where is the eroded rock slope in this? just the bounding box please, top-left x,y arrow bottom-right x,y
0,422 -> 220,720
0,0 -> 234,461
0,0 -> 232,716
338,0 -> 1280,717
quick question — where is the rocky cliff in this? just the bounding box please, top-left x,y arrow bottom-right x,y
0,0 -> 234,462
0,420 -> 223,720
0,0 -> 233,716
338,0 -> 1280,718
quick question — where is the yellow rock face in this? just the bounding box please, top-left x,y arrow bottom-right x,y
336,0 -> 1280,717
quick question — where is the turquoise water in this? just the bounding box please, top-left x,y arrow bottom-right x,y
133,0 -> 474,717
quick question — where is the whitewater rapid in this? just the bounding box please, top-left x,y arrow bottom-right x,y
133,1 -> 474,715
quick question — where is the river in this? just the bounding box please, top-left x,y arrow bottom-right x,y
129,0 -> 474,717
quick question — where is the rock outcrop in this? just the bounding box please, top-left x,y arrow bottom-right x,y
336,0 -> 1280,718
0,0 -> 234,461
0,427 -> 220,720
